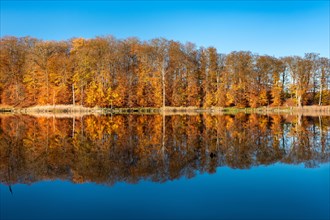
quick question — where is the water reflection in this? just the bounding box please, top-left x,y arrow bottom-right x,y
0,113 -> 329,186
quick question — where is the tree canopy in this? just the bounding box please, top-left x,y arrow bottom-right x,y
1,36 -> 329,108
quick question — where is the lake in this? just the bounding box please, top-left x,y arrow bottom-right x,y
0,113 -> 329,220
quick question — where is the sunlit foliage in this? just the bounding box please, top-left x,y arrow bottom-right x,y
1,36 -> 329,107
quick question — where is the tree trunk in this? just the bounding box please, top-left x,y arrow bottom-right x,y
46,69 -> 49,105
162,113 -> 165,156
15,81 -> 19,104
319,83 -> 323,106
52,115 -> 55,133
81,86 -> 84,106
72,117 -> 75,138
216,72 -> 220,90
297,95 -> 302,107
162,61 -> 166,112
52,91 -> 55,106
72,84 -> 75,106
319,116 -> 325,154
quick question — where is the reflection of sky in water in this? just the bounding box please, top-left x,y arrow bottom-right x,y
1,163 -> 329,220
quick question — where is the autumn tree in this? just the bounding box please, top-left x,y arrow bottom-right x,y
0,37 -> 33,106
225,51 -> 254,107
251,55 -> 271,107
203,47 -> 219,107
197,47 -> 207,107
167,41 -> 186,106
135,41 -> 162,107
213,53 -> 227,107
27,40 -> 65,105
305,53 -> 320,103
284,55 -> 313,107
253,55 -> 286,107
183,42 -> 200,107
318,57 -> 330,105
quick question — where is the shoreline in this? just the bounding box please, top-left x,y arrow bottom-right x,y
1,105 -> 330,116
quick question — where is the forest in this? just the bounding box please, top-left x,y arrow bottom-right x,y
1,36 -> 330,108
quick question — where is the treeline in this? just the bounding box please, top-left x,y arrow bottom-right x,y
1,114 -> 329,185
1,36 -> 329,108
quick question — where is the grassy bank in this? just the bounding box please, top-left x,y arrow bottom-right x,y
1,105 -> 330,116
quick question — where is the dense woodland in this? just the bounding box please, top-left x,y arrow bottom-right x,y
1,36 -> 330,108
1,114 -> 329,185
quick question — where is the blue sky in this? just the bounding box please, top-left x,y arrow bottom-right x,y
1,1 -> 329,57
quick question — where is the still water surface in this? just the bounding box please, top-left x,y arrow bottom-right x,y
1,113 -> 329,220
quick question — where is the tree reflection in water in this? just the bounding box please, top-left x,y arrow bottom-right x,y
0,113 -> 329,186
